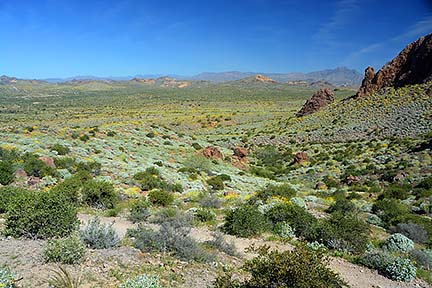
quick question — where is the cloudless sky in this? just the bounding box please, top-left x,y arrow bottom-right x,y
1,0 -> 431,78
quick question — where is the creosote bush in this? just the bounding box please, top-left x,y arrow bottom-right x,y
82,180 -> 118,209
223,204 -> 269,238
80,217 -> 120,249
43,236 -> 86,264
148,189 -> 174,206
5,190 -> 78,239
256,183 -> 296,201
0,161 -> 14,185
213,245 -> 348,288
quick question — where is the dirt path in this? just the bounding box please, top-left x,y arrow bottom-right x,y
78,214 -> 430,288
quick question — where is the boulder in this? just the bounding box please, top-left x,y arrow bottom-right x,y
233,147 -> 248,158
201,146 -> 223,160
356,33 -> 432,97
293,152 -> 308,165
39,156 -> 56,168
296,88 -> 335,117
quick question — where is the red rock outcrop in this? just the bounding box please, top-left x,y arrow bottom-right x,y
233,147 -> 248,158
201,146 -> 223,160
296,88 -> 334,117
292,152 -> 308,165
39,156 -> 56,168
356,33 -> 432,97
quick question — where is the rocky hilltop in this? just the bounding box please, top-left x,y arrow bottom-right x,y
356,33 -> 432,97
296,88 -> 335,117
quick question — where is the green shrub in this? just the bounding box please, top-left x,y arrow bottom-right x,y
417,177 -> 432,190
5,190 -> 78,239
148,190 -> 174,206
326,198 -> 357,214
223,204 -> 269,238
129,198 -> 151,223
75,161 -> 101,175
0,161 -> 14,185
0,267 -> 17,288
274,222 -> 296,239
0,148 -> 19,163
380,184 -> 411,200
320,212 -> 370,254
0,187 -> 29,213
51,144 -> 70,155
43,236 -> 86,264
382,233 -> 414,253
213,245 -> 348,288
256,183 -> 296,201
80,217 -> 120,249
54,157 -> 76,170
372,199 -> 409,227
207,176 -> 224,190
265,203 -> 318,241
119,275 -> 162,288
22,153 -> 56,177
194,208 -> 216,222
82,180 -> 118,209
50,175 -> 86,204
359,250 -> 391,271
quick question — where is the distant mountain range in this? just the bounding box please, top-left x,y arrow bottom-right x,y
40,67 -> 362,86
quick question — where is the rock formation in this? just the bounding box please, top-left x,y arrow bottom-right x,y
356,33 -> 432,97
201,146 -> 223,160
296,88 -> 334,117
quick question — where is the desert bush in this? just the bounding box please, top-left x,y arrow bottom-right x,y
250,166 -> 275,180
382,233 -> 414,253
194,208 -> 216,222
5,190 -> 78,239
0,187 -> 29,213
54,157 -> 76,171
0,147 -> 19,163
384,257 -> 416,282
82,180 -> 118,209
151,208 -> 193,226
119,274 -> 162,288
256,183 -> 296,201
359,251 -> 416,281
265,203 -> 318,240
51,144 -> 70,155
0,267 -> 17,288
274,221 -> 296,239
223,204 -> 269,238
80,217 -> 120,249
129,198 -> 151,223
22,153 -> 56,177
0,161 -> 14,185
379,184 -> 411,200
75,161 -> 101,175
393,222 -> 429,244
43,236 -> 86,264
148,189 -> 174,206
213,245 -> 348,288
199,193 -> 221,208
326,198 -> 357,214
372,198 -> 409,227
50,176 -> 85,204
205,232 -> 237,256
320,212 -> 370,254
129,220 -> 214,262
206,176 -> 224,190
417,177 -> 432,190
410,249 -> 432,270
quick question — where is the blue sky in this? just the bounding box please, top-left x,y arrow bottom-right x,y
1,0 -> 431,78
